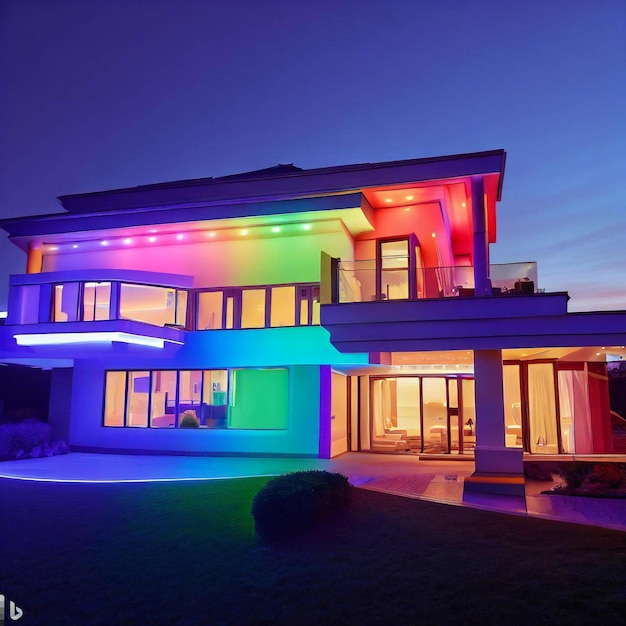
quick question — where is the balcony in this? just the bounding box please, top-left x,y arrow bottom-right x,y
3,270 -> 191,355
319,256 -> 580,353
334,259 -> 540,303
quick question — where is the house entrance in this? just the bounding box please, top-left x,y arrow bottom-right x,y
370,375 -> 476,454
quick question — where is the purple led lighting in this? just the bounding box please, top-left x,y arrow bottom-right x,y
0,474 -> 279,484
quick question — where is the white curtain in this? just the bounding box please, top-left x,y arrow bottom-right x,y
558,369 -> 593,453
528,364 -> 558,453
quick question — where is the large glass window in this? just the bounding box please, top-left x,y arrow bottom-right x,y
270,286 -> 295,327
422,378 -> 448,453
558,369 -> 593,454
241,289 -> 266,328
127,371 -> 150,427
503,365 -> 523,448
83,282 -> 111,321
197,291 -> 223,329
53,283 -> 80,322
120,283 -> 186,327
379,239 -> 409,300
151,371 -> 177,428
528,363 -> 559,454
103,368 -> 288,430
104,371 -> 126,426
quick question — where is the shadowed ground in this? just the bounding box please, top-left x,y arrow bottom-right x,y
1,477 -> 624,625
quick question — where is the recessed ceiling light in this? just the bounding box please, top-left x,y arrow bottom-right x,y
241,229 -> 248,236
72,244 -> 78,249
271,226 -> 281,233
123,238 -> 132,245
208,232 -> 216,237
148,237 -> 157,243
404,208 -> 410,212
176,234 -> 184,240
150,229 -> 157,234
431,232 -> 436,238
101,241 -> 109,246
302,224 -> 312,230
596,352 -> 601,356
461,202 -> 466,208
406,195 -> 414,201
385,198 -> 392,203
49,246 -> 59,251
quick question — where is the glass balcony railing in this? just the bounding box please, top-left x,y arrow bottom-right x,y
335,260 -> 539,303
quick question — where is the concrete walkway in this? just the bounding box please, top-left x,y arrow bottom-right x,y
1,452 -> 624,532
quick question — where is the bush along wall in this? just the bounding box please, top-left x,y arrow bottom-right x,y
251,470 -> 353,541
544,462 -> 626,498
0,419 -> 69,461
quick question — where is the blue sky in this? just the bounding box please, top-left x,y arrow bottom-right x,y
0,0 -> 624,310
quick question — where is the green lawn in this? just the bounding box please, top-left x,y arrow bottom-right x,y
0,477 -> 624,625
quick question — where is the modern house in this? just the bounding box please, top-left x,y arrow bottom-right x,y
1,149 -> 624,492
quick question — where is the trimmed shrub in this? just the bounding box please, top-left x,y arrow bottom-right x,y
179,410 -> 200,428
552,461 -> 593,489
251,470 -> 352,541
0,419 -> 52,460
545,462 -> 626,498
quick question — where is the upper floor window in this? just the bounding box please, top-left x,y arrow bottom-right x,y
195,283 -> 319,330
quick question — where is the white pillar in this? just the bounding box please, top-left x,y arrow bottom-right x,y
472,349 -> 523,477
471,177 -> 490,296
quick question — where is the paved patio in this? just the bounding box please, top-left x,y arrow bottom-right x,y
1,452 -> 624,531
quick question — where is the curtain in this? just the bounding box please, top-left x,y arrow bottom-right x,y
528,364 -> 558,453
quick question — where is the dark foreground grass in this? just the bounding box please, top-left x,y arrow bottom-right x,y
1,477 -> 625,626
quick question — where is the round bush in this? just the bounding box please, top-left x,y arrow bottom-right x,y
251,470 -> 352,541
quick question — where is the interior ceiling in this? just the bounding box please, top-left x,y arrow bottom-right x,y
389,347 -> 626,365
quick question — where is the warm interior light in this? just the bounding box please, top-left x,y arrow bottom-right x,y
431,233 -> 436,238
271,226 -> 281,233
404,208 -> 410,212
461,202 -> 466,208
49,246 -> 59,251
208,232 -> 216,237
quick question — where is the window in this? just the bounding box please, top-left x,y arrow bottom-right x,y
120,283 -> 184,327
270,286 -> 295,327
197,291 -> 223,329
83,282 -> 111,321
196,283 -> 319,330
53,283 -> 80,322
241,289 -> 266,328
103,368 -> 288,430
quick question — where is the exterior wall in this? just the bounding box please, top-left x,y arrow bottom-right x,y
48,367 -> 73,443
66,326 -> 368,456
330,371 -> 348,458
70,360 -> 324,457
42,230 -> 354,287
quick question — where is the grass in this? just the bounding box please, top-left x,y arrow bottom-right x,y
0,477 -> 625,625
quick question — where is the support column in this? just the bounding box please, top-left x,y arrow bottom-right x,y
471,177 -> 491,296
26,242 -> 43,274
464,349 -> 524,497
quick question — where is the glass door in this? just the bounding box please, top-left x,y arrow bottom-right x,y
377,239 -> 410,300
422,378 -> 448,453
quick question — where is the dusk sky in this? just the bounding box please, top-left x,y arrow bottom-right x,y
0,0 -> 624,311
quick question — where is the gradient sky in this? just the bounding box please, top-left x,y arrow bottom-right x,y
0,0 -> 624,311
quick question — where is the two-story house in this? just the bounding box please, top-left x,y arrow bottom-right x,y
1,150 -> 624,493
